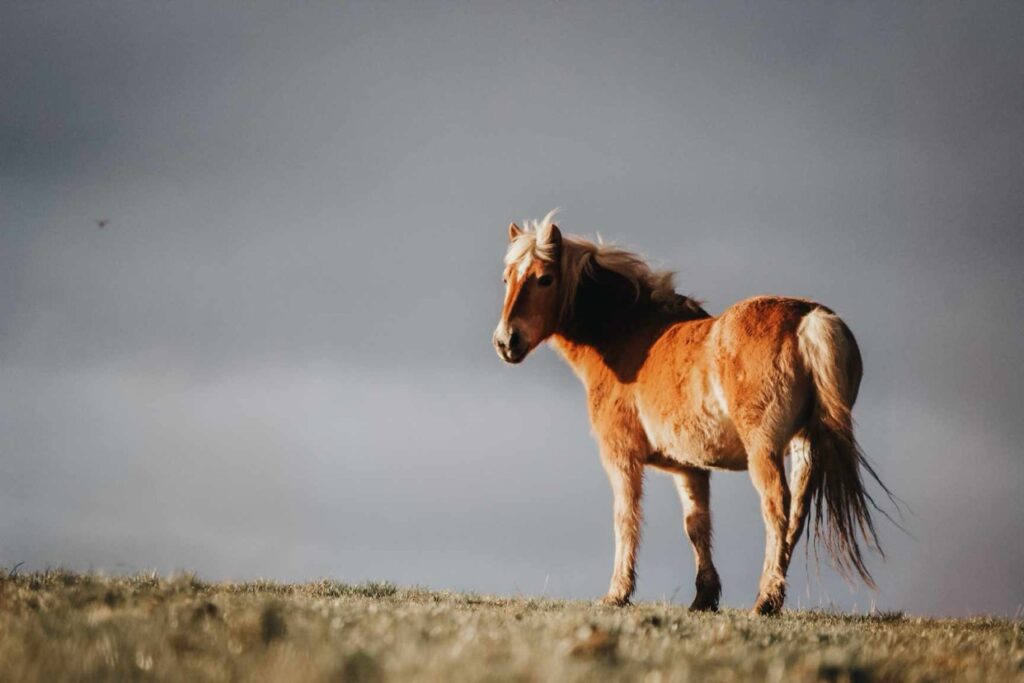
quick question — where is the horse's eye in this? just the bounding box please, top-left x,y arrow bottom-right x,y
537,274 -> 554,287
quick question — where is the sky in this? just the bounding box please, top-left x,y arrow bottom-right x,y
2,1 -> 1023,617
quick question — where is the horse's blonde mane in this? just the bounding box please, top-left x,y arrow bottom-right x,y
504,210 -> 680,318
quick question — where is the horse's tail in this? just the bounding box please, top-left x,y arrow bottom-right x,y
797,307 -> 893,588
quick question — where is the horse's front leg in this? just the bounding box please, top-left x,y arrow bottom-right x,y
599,450 -> 644,606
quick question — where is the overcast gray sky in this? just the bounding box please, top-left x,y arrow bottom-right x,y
2,1 -> 1023,616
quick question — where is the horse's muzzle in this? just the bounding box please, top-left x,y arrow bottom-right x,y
493,326 -> 527,364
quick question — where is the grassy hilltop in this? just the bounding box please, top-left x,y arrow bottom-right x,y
0,571 -> 1021,682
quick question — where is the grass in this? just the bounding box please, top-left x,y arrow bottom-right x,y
0,571 -> 1022,682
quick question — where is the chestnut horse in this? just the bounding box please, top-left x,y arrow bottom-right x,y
492,211 -> 893,615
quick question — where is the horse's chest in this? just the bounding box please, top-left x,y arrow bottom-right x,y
634,378 -> 747,471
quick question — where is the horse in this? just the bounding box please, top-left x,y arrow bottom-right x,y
492,211 -> 894,615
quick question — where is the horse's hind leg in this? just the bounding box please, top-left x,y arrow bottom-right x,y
747,444 -> 791,616
673,467 -> 721,611
784,435 -> 814,568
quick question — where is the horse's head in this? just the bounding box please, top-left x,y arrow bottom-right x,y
493,216 -> 564,364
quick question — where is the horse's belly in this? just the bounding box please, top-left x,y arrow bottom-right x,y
636,395 -> 748,471
680,420 -> 748,470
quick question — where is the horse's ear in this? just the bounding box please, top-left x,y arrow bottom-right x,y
545,224 -> 563,252
508,223 -> 523,242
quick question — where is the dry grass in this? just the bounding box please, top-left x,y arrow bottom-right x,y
0,570 -> 1022,682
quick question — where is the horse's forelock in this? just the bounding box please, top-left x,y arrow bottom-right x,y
504,233 -> 538,280
503,210 -> 560,275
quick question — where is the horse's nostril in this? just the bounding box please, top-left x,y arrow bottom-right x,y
508,330 -> 521,351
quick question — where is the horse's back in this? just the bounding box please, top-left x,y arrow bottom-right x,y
716,295 -> 819,343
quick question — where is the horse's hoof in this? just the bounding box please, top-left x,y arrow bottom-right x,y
690,574 -> 721,612
688,595 -> 720,612
752,595 -> 783,616
599,595 -> 631,607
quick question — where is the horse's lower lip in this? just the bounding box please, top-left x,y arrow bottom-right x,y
497,347 -> 525,364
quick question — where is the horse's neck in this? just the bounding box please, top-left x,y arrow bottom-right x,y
548,335 -> 607,387
550,275 -> 675,385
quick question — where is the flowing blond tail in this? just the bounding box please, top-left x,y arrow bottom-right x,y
798,308 -> 894,588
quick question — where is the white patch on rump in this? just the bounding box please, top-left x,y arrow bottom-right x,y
708,368 -> 729,416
